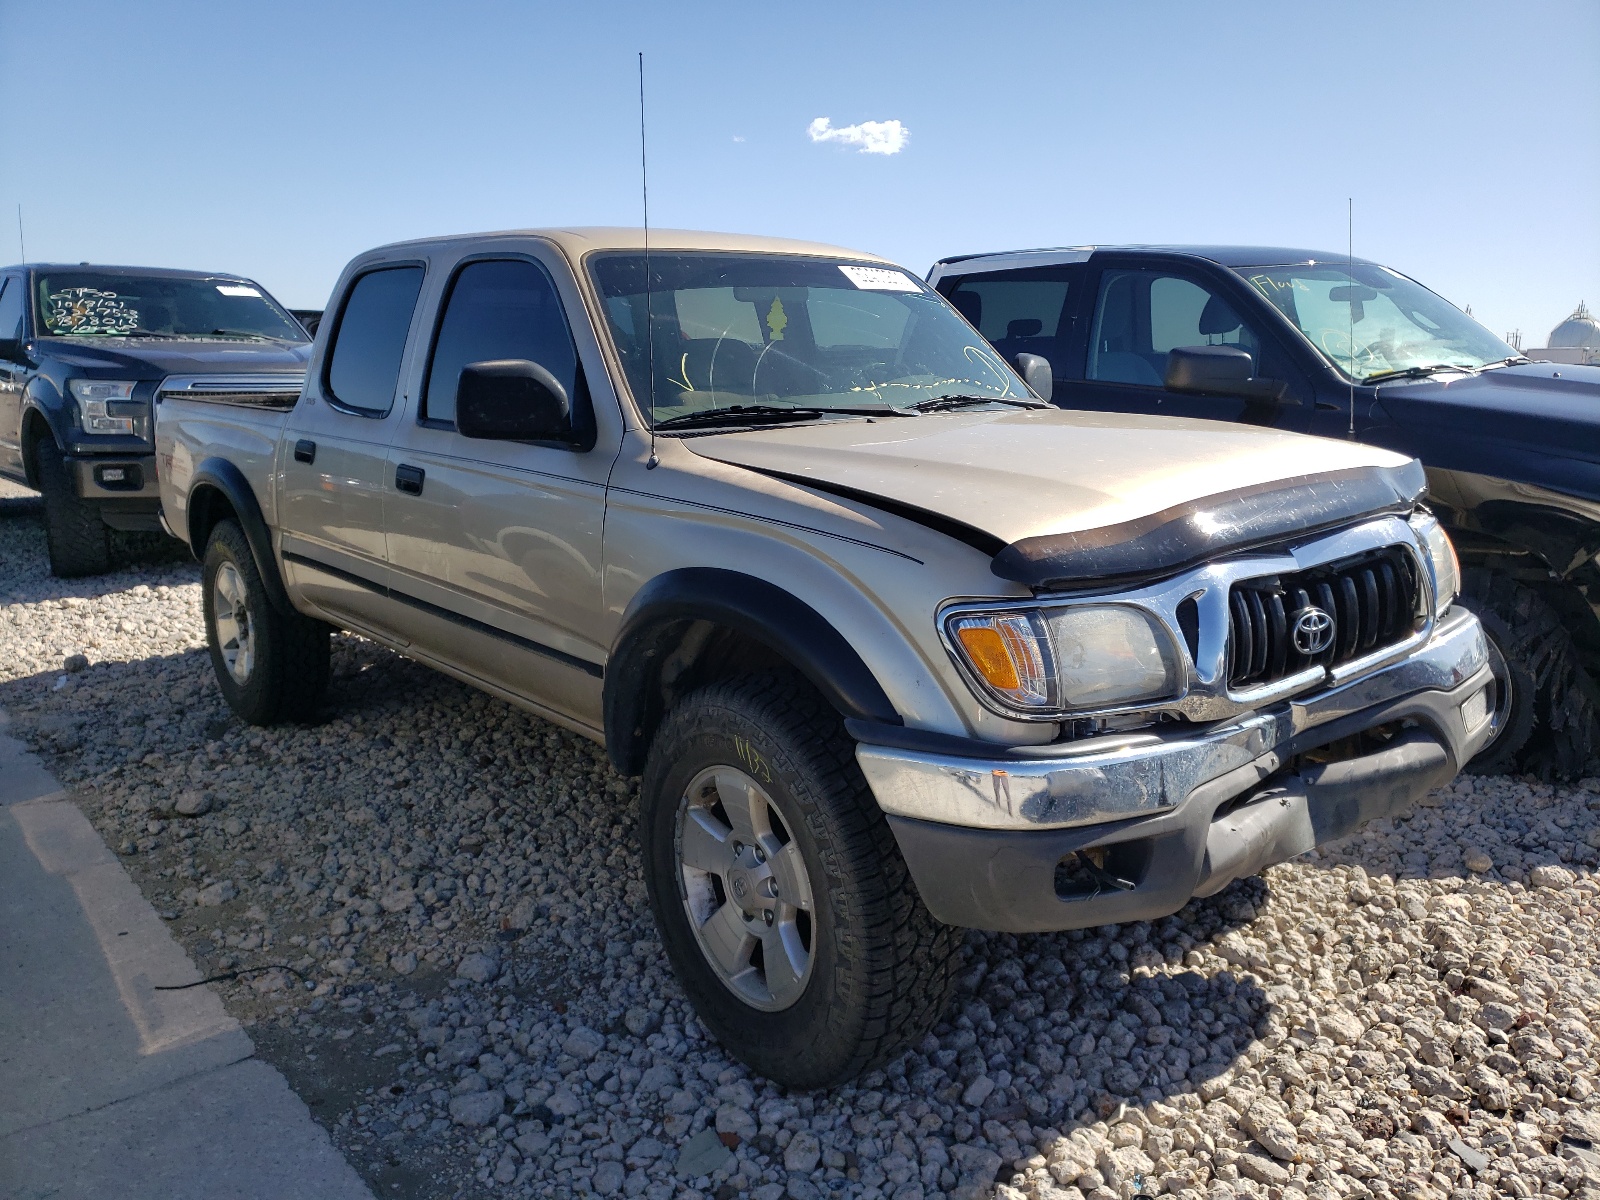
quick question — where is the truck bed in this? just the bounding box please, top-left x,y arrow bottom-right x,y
154,376 -> 303,548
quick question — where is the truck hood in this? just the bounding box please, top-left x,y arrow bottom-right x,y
1372,362 -> 1600,504
35,336 -> 311,378
686,408 -> 1421,585
1378,363 -> 1600,456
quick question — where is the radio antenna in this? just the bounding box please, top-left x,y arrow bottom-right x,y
16,204 -> 24,264
639,52 -> 658,469
1347,197 -> 1355,440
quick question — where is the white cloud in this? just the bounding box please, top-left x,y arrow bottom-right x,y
806,117 -> 909,155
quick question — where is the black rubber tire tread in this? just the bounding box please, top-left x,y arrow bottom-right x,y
35,442 -> 111,578
1461,567 -> 1600,778
640,673 -> 960,1089
202,520 -> 331,726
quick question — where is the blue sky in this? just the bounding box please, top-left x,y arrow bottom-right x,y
2,0 -> 1596,345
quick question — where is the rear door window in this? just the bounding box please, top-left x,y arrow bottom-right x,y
943,267 -> 1076,372
325,266 -> 425,415
422,259 -> 580,426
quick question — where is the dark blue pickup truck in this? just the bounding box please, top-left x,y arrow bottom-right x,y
929,246 -> 1599,776
0,264 -> 310,577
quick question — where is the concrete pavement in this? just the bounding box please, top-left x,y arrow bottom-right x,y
0,714 -> 375,1200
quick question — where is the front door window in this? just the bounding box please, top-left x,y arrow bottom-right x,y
1087,269 -> 1259,385
421,258 -> 582,427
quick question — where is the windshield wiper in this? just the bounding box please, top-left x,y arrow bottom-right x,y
207,329 -> 285,340
907,394 -> 1050,413
70,328 -> 180,339
1478,356 -> 1530,370
1363,363 -> 1479,384
651,403 -> 908,431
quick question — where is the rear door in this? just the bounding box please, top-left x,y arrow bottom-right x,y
0,274 -> 28,479
381,243 -> 617,731
278,261 -> 426,634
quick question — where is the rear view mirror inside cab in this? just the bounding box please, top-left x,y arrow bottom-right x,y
1165,345 -> 1291,403
456,359 -> 572,441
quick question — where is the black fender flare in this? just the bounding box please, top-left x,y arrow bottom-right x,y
603,567 -> 901,775
186,457 -> 295,617
19,394 -> 69,489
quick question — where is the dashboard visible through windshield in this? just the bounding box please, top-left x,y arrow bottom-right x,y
34,272 -> 308,342
588,252 -> 1030,427
1238,262 -> 1516,383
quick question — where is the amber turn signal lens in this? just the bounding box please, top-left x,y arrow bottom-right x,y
955,625 -> 1022,691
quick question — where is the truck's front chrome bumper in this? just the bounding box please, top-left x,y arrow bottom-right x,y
858,609 -> 1500,933
858,608 -> 1496,834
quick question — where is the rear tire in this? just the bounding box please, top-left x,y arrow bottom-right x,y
640,674 -> 960,1088
202,520 -> 330,725
35,442 -> 111,578
1461,568 -> 1599,778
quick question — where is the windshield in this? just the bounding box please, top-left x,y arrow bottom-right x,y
33,272 -> 308,342
588,252 -> 1029,425
1238,262 -> 1515,383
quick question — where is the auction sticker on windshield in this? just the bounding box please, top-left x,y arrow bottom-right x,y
216,284 -> 262,297
43,287 -> 140,335
838,265 -> 920,292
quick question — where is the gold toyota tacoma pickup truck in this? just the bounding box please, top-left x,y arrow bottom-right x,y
154,228 -> 1501,1087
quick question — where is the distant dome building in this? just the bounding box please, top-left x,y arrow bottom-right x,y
1527,302 -> 1600,365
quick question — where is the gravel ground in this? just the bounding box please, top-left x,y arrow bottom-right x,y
3,475 -> 1599,1200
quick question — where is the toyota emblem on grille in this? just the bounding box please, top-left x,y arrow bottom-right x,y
1292,606 -> 1335,655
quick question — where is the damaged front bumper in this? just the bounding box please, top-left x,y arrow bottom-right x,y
856,608 -> 1500,933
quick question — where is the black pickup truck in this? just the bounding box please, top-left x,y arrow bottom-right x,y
0,263 -> 310,577
929,246 -> 1600,776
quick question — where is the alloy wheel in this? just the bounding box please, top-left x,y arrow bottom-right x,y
212,561 -> 255,684
675,765 -> 816,1011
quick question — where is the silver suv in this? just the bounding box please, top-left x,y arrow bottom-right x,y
155,228 -> 1501,1087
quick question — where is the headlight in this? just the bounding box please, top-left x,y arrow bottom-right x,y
68,379 -> 138,434
1410,512 -> 1459,616
946,603 -> 1181,717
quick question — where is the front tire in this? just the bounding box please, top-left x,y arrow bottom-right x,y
35,442 -> 111,578
202,520 -> 331,725
640,675 -> 960,1089
1462,568 -> 1599,777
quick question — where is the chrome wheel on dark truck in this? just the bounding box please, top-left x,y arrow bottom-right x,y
35,441 -> 111,579
640,675 -> 960,1089
201,520 -> 331,726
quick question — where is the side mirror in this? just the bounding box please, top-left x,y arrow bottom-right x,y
1164,345 -> 1290,403
1012,352 -> 1054,403
456,359 -> 571,441
0,338 -> 23,364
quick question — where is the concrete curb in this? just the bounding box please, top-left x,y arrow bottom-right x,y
0,717 -> 375,1199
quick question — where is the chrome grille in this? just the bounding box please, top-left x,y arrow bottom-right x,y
1227,546 -> 1421,689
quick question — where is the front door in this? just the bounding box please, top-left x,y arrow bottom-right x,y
279,262 -> 426,634
0,274 -> 29,479
383,251 -> 613,731
1057,263 -> 1311,429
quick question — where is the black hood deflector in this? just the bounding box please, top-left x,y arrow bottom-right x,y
992,460 -> 1427,591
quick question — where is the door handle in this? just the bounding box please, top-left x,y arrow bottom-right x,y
394,464 -> 425,495
293,439 -> 316,464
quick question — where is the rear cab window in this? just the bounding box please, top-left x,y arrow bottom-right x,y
325,266 -> 426,415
